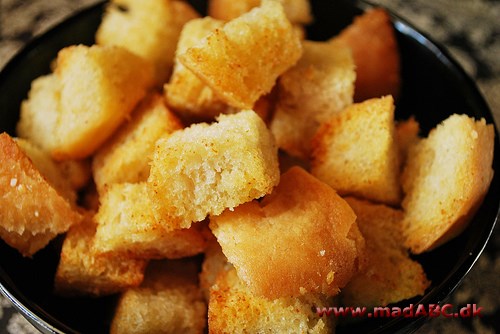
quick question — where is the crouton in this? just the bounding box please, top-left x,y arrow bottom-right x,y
179,0 -> 302,109
165,17 -> 234,121
94,182 -> 208,259
0,133 -> 82,257
210,167 -> 365,299
52,44 -> 154,159
270,40 -> 355,159
92,93 -> 182,194
54,214 -> 147,297
334,8 -> 400,101
311,96 -> 401,205
208,268 -> 334,334
208,0 -> 313,25
396,116 -> 420,170
342,197 -> 430,307
55,159 -> 91,191
16,74 -> 60,153
111,259 -> 206,334
148,110 -> 279,230
96,0 -> 199,84
199,236 -> 230,301
401,114 -> 494,254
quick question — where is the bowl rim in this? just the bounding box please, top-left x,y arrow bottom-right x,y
0,1 -> 498,333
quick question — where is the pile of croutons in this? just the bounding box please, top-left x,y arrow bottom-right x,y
0,0 -> 495,333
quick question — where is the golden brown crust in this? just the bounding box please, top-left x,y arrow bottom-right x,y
0,133 -> 83,257
335,8 -> 400,102
210,167 -> 365,299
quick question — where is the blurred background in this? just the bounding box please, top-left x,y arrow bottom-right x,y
0,0 -> 498,333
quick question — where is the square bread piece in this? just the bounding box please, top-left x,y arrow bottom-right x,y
270,39 -> 355,159
179,0 -> 302,109
210,167 -> 365,299
17,45 -> 154,160
165,17 -> 233,121
401,114 -> 494,254
54,214 -> 147,297
148,110 -> 279,230
111,259 -> 206,334
334,8 -> 401,102
342,197 -> 430,307
208,0 -> 313,25
96,0 -> 199,84
0,133 -> 82,257
311,95 -> 401,205
94,182 -> 208,259
208,267 -> 334,334
92,93 -> 182,194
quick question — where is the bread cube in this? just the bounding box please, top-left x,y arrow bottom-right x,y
148,110 -> 279,230
342,197 -> 430,307
111,260 -> 206,334
199,236 -> 230,301
335,8 -> 400,101
396,116 -> 420,170
96,0 -> 200,84
179,0 -> 302,109
208,268 -> 334,334
208,0 -> 313,25
165,17 -> 234,121
94,182 -> 208,259
92,93 -> 182,194
401,114 -> 494,253
311,96 -> 401,205
270,40 -> 355,158
210,167 -> 365,299
0,133 -> 82,257
55,158 -> 91,191
54,215 -> 147,297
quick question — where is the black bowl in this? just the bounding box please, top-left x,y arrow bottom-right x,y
0,1 -> 498,333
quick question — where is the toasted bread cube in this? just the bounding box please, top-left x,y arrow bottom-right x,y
16,74 -> 60,153
111,260 -> 206,334
94,182 -> 208,259
148,110 -> 279,230
396,116 -> 420,170
199,236 -> 231,301
54,215 -> 147,297
208,268 -> 334,334
210,167 -> 365,298
96,0 -> 199,84
401,114 -> 494,254
311,96 -> 401,205
335,8 -> 400,101
270,40 -> 355,158
92,93 -> 182,194
52,44 -> 154,159
165,17 -> 235,121
180,0 -> 302,109
208,0 -> 313,25
0,133 -> 82,257
55,158 -> 92,191
342,197 -> 430,307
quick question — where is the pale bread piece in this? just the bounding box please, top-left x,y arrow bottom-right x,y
55,159 -> 91,191
342,197 -> 430,307
208,0 -> 313,25
401,114 -> 494,254
270,40 -> 355,159
165,17 -> 235,121
199,235 -> 231,301
0,133 -> 82,257
54,214 -> 147,297
52,44 -> 154,159
96,0 -> 199,84
92,93 -> 182,194
396,116 -> 420,171
334,8 -> 400,102
210,167 -> 365,299
208,268 -> 334,334
111,259 -> 206,334
94,182 -> 208,259
311,96 -> 401,205
148,110 -> 279,230
179,0 -> 302,109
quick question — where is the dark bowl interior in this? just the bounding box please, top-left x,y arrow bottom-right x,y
0,1 -> 498,333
